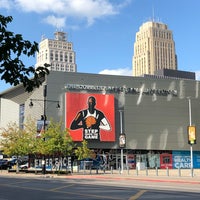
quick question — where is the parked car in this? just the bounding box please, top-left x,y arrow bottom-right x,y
0,160 -> 12,170
8,158 -> 17,166
19,162 -> 29,169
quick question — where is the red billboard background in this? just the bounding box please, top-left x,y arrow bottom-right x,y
66,92 -> 115,142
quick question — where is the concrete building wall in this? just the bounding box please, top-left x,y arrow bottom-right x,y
0,71 -> 199,152
44,72 -> 200,151
154,69 -> 196,80
0,98 -> 19,128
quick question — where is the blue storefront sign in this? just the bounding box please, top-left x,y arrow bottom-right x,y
172,151 -> 200,169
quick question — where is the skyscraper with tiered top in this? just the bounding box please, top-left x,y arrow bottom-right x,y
133,21 -> 177,77
36,31 -> 77,72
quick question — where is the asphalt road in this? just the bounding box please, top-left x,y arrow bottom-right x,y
0,175 -> 200,200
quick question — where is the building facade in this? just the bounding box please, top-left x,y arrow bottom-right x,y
133,21 -> 177,77
36,31 -> 77,72
0,71 -> 200,169
154,69 -> 196,80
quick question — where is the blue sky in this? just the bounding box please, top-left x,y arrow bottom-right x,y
1,0 -> 200,92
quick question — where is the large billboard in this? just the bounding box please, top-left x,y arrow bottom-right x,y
66,93 -> 115,142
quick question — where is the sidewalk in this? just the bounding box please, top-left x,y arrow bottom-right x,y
68,168 -> 200,183
1,168 -> 200,184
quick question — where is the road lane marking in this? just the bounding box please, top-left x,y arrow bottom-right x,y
129,190 -> 147,200
49,184 -> 74,191
0,183 -> 123,199
9,180 -> 31,185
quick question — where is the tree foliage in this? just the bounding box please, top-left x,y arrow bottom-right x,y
74,140 -> 92,160
38,121 -> 75,157
0,121 -> 37,157
0,120 -> 75,158
0,14 -> 49,92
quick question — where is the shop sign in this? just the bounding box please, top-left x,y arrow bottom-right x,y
65,84 -> 178,96
173,151 -> 200,169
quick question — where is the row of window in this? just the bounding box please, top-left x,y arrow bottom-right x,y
37,51 -> 75,63
48,41 -> 72,50
50,51 -> 74,62
133,49 -> 176,76
49,44 -> 72,50
153,30 -> 172,40
51,63 -> 76,72
154,47 -> 175,68
136,29 -> 172,41
135,40 -> 174,56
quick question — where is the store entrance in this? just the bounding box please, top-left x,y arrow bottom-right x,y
108,154 -> 127,170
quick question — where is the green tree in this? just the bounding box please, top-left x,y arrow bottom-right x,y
74,140 -> 92,160
35,121 -> 75,172
0,122 -> 36,157
38,121 -> 75,157
0,14 -> 49,92
0,120 -> 75,172
0,121 -> 37,171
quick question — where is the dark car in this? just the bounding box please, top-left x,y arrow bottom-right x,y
0,160 -> 12,170
8,159 -> 17,167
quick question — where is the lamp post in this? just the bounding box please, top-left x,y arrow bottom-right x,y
42,84 -> 47,175
119,110 -> 126,173
187,97 -> 196,177
188,97 -> 193,168
29,84 -> 60,175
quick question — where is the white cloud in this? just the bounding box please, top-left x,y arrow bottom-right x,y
195,71 -> 200,80
99,67 -> 132,76
43,15 -> 66,29
15,0 -> 66,13
9,0 -> 131,28
0,0 -> 12,9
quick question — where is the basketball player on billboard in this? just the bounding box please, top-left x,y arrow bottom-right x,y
70,96 -> 111,140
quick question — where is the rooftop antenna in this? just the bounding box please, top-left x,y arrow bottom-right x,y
152,5 -> 155,22
56,21 -> 59,32
41,34 -> 46,41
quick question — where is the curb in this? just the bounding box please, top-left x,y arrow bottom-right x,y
1,170 -> 200,185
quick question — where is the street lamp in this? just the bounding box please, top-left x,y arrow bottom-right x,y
187,97 -> 196,177
29,84 -> 60,174
119,110 -> 126,173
